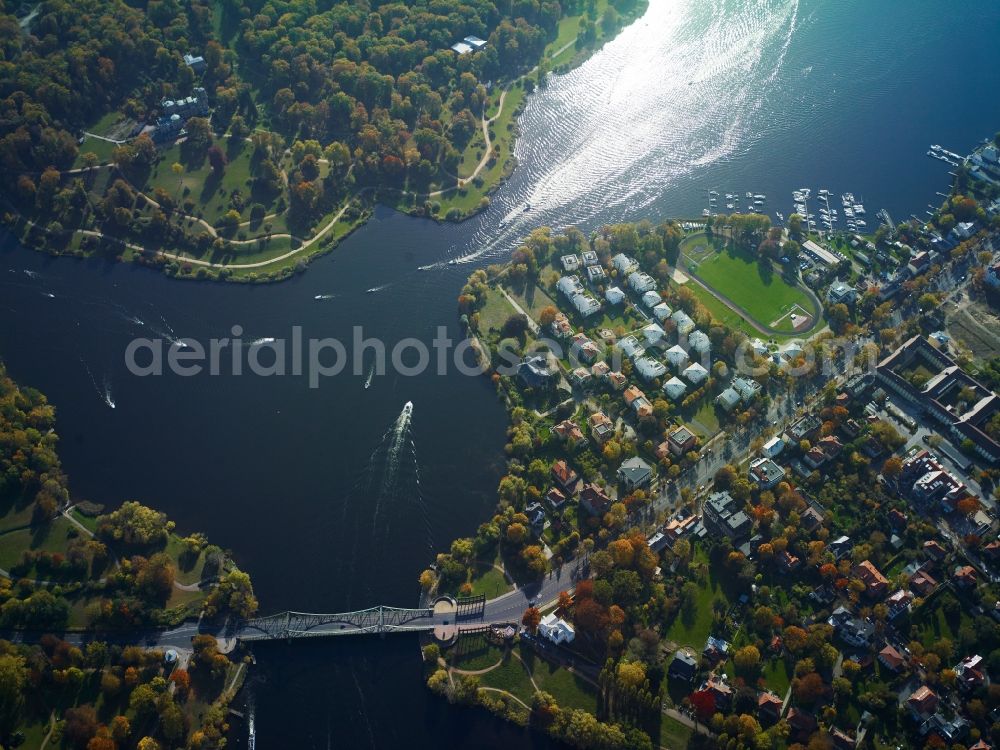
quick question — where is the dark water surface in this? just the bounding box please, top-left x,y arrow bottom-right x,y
1,0 -> 999,747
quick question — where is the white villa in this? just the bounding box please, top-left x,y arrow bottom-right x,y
539,612 -> 576,644
605,286 -> 626,305
635,356 -> 667,381
642,323 -> 665,345
628,271 -> 657,293
671,309 -> 695,335
653,302 -> 673,322
616,335 -> 645,359
612,253 -> 639,274
688,330 -> 710,355
683,362 -> 709,385
665,344 -> 689,370
561,254 -> 580,271
663,376 -> 688,401
642,290 -> 662,308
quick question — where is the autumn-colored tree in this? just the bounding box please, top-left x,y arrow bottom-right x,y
881,456 -> 903,477
689,690 -> 716,721
557,591 -> 573,612
522,606 -> 541,632
792,672 -> 826,704
539,306 -> 558,326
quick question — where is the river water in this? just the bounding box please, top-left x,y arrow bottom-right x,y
1,0 -> 998,747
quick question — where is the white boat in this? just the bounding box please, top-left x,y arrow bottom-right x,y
853,204 -> 865,215
746,191 -> 753,199
364,363 -> 375,389
709,190 -> 719,196
702,208 -> 710,216
726,202 -> 734,209
856,219 -> 867,227
775,211 -> 784,221
754,194 -> 766,200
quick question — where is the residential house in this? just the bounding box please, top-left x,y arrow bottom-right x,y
580,483 -> 612,517
879,644 -> 905,672
716,387 -> 741,412
607,371 -> 627,391
557,275 -> 585,299
618,456 -> 653,490
587,265 -> 606,283
910,567 -> 938,596
605,286 -> 626,305
642,290 -> 662,308
954,564 -> 978,588
956,655 -> 986,691
828,606 -> 874,647
828,279 -> 857,305
853,560 -> 889,599
758,692 -> 783,724
612,253 -> 638,274
642,323 -> 666,346
786,709 -> 818,743
662,376 -> 688,401
591,361 -> 611,379
463,35 -> 488,49
671,309 -> 695,335
546,487 -> 568,511
570,367 -> 593,390
886,589 -> 914,620
683,362 -> 709,385
550,312 -> 573,339
617,336 -> 645,360
688,330 -> 711,355
517,355 -> 555,389
907,686 -> 939,720
553,420 -> 586,448
561,254 -> 581,271
571,293 -> 601,317
628,271 -> 657,294
635,356 -> 667,381
624,385 -> 653,418
668,650 -> 698,682
653,302 -> 673,322
732,376 -> 761,403
570,334 -> 601,364
762,436 -> 784,458
749,457 -> 785,490
581,251 -> 599,266
524,502 -> 546,533
551,460 -> 578,494
665,344 -> 689,370
183,52 -> 206,73
701,675 -> 733,710
787,414 -> 821,443
589,412 -> 615,444
704,491 -> 752,540
777,549 -> 801,572
538,612 -> 575,644
923,540 -> 947,562
667,425 -> 698,456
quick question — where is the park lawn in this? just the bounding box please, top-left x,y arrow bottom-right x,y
505,281 -> 559,323
0,516 -> 79,570
478,653 -> 536,705
477,286 -> 519,336
163,535 -> 208,586
450,642 -> 507,672
468,562 -> 512,599
761,657 -> 792,696
70,508 -> 100,534
684,398 -> 721,439
0,502 -> 37,533
528,660 -> 598,712
665,549 -> 731,650
692,246 -> 811,328
146,142 -> 259,227
659,714 -> 694,750
73,136 -> 119,167
912,590 -> 974,647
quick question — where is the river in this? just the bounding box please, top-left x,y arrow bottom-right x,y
1,0 -> 998,747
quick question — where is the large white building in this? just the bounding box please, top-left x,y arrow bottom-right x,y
538,612 -> 575,644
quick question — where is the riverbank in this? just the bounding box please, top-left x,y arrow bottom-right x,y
1,2 -> 648,285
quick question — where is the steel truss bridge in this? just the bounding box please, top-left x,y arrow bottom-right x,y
237,595 -> 487,642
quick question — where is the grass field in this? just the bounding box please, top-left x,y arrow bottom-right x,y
665,549 -> 731,649
0,516 -> 78,570
659,714 -> 695,750
478,652 -> 536,705
477,286 -> 520,335
528,657 -> 597,712
681,234 -> 813,332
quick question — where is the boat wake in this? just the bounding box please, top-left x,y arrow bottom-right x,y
314,294 -> 336,300
365,283 -> 390,294
249,337 -> 276,346
80,358 -> 116,409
